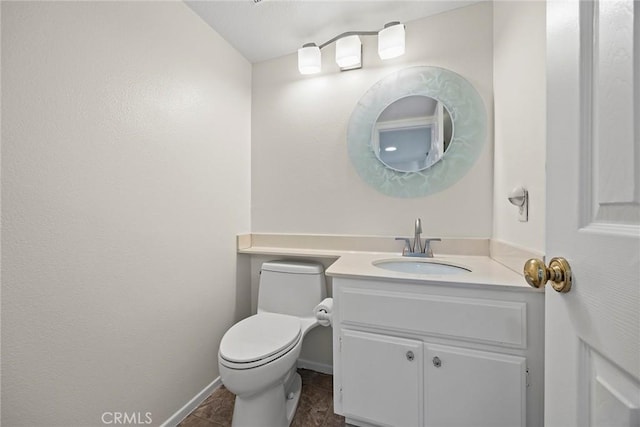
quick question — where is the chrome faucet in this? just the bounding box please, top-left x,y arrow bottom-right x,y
395,218 -> 441,258
414,218 -> 423,253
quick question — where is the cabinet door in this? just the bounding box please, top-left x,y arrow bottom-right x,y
341,329 -> 423,427
425,343 -> 526,427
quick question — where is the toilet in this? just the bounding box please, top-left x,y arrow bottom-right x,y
218,261 -> 327,427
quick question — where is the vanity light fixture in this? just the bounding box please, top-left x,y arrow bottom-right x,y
297,21 -> 405,74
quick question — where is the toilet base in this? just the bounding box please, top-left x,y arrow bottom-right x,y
285,372 -> 302,424
231,372 -> 302,427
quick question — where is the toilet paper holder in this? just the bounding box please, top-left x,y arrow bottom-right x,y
314,298 -> 333,327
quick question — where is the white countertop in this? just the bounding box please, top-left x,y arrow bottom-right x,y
326,252 -> 540,292
237,234 -> 490,258
237,233 -> 542,292
237,246 -> 344,258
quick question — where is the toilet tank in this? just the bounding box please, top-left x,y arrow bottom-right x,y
257,261 -> 326,318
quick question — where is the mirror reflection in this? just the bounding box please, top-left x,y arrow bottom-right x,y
372,95 -> 453,172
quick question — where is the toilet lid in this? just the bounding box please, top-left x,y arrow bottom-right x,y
219,313 -> 301,364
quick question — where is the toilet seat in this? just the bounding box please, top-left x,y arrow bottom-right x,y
219,313 -> 301,370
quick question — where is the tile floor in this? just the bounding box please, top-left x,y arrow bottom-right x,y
178,369 -> 345,427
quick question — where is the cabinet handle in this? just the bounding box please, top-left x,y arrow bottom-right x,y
406,351 -> 415,362
432,356 -> 442,368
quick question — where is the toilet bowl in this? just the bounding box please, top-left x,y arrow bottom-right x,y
218,261 -> 327,427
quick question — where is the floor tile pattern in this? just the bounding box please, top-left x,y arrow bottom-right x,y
178,369 -> 345,427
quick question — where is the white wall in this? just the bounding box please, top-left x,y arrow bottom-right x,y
493,1 -> 546,252
252,2 -> 494,238
1,2 -> 251,426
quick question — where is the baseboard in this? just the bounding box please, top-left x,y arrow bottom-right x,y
160,377 -> 222,427
297,358 -> 333,375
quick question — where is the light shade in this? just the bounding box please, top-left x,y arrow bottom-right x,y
378,23 -> 405,60
335,35 -> 362,70
298,44 -> 321,75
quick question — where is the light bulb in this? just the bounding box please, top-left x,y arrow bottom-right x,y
335,35 -> 362,70
298,44 -> 321,75
378,22 -> 405,60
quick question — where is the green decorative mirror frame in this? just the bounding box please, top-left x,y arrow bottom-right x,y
347,66 -> 487,198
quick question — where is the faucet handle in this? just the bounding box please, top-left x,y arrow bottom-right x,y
395,237 -> 412,255
422,238 -> 442,257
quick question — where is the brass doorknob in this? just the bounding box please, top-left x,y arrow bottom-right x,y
523,257 -> 572,293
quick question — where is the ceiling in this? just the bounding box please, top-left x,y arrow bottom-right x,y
185,0 -> 481,63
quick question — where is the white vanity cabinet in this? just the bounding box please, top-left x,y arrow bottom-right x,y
331,277 -> 544,427
341,329 -> 423,426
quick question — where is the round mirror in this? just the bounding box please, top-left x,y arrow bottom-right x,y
372,95 -> 453,173
347,66 -> 486,198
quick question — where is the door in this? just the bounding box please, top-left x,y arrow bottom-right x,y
340,329 -> 423,427
424,343 -> 526,427
546,1 -> 640,426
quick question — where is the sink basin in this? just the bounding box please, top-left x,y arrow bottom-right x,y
373,259 -> 471,275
